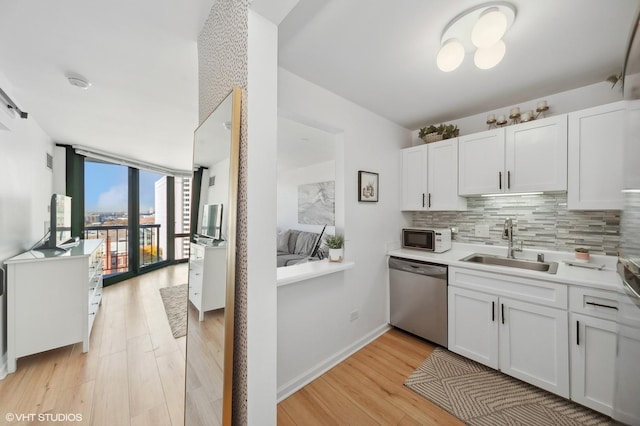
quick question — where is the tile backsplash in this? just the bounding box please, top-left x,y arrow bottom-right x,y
412,193 -> 620,255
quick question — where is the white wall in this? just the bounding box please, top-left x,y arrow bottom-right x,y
0,70 -> 55,378
52,145 -> 66,194
276,67 -> 413,395
411,81 -> 624,143
247,9 -> 278,425
277,159 -> 336,235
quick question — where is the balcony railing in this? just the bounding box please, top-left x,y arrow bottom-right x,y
84,224 -> 162,275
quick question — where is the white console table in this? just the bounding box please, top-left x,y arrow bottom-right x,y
189,242 -> 226,321
4,239 -> 104,374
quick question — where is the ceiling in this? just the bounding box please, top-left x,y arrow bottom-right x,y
0,0 -> 215,173
277,116 -> 335,173
279,0 -> 640,129
0,0 -> 638,172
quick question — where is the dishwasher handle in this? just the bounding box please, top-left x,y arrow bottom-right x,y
389,256 -> 447,277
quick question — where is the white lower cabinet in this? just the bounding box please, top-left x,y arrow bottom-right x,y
568,286 -> 619,416
570,313 -> 617,416
448,286 -> 498,368
448,267 -> 569,398
499,298 -> 569,397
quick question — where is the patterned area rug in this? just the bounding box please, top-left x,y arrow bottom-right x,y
405,347 -> 611,425
159,284 -> 187,338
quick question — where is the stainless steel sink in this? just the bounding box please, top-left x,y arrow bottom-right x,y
460,253 -> 559,274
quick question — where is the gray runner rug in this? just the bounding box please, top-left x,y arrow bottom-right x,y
404,347 -> 611,426
159,284 -> 187,338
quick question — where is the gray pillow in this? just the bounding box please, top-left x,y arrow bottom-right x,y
277,230 -> 290,253
288,230 -> 301,253
294,231 -> 320,256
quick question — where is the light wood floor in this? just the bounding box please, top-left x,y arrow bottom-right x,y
0,263 -> 189,426
278,328 -> 463,426
1,264 -> 461,426
184,303 -> 225,425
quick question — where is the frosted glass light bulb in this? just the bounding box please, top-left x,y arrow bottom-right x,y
474,40 -> 506,69
436,39 -> 464,72
471,7 -> 507,48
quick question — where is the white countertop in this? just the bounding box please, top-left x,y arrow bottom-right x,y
388,243 -> 623,293
277,259 -> 355,287
5,239 -> 103,264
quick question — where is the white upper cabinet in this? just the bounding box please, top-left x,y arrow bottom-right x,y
428,139 -> 467,210
402,144 -> 428,210
459,128 -> 506,196
568,101 -> 626,210
505,115 -> 568,193
459,116 -> 567,196
402,139 -> 466,211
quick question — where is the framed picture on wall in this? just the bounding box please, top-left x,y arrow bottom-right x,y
358,170 -> 379,202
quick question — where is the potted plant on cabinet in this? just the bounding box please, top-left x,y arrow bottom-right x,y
325,234 -> 344,263
575,247 -> 590,261
418,123 -> 460,143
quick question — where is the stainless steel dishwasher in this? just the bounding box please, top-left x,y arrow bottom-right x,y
389,256 -> 448,347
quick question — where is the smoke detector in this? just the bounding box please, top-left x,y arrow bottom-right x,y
66,73 -> 91,90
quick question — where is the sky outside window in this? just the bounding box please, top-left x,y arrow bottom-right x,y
85,161 -> 161,213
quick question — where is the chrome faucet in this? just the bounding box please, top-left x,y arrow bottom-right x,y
503,217 -> 516,259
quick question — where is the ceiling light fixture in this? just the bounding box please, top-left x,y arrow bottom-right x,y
436,2 -> 516,72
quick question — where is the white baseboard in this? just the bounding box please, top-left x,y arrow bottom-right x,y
277,323 -> 390,402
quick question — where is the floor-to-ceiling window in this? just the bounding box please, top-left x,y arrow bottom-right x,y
81,157 -> 188,285
174,176 -> 192,261
84,161 -> 130,277
139,169 -> 165,268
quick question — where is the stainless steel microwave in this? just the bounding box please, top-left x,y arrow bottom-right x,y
402,228 -> 452,253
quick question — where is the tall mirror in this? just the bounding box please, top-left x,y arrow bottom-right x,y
185,88 -> 241,426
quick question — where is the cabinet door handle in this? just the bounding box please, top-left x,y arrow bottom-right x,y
501,303 -> 505,324
422,193 -> 425,208
499,172 -> 502,189
576,320 -> 580,345
492,301 -> 495,322
585,301 -> 618,310
428,193 -> 432,208
507,171 -> 511,189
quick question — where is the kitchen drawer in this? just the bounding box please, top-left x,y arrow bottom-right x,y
449,267 -> 568,309
189,283 -> 203,310
190,243 -> 205,261
189,263 -> 204,289
569,287 -> 619,321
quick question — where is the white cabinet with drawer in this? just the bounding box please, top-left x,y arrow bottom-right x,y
189,242 -> 227,321
569,286 -> 619,415
5,239 -> 104,375
448,267 -> 569,398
